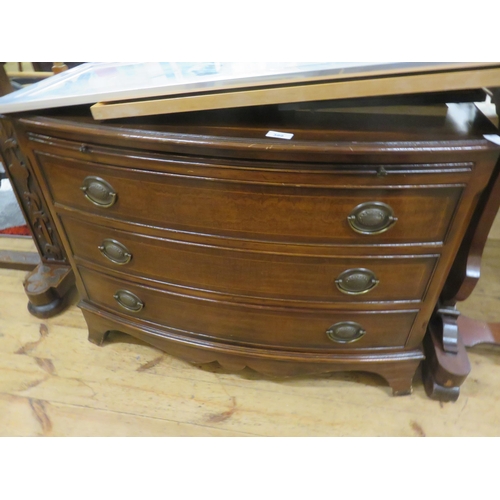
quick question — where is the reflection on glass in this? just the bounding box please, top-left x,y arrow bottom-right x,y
0,62 -> 441,114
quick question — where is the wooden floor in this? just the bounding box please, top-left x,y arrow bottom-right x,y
0,234 -> 499,437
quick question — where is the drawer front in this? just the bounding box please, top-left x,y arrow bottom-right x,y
63,216 -> 438,303
79,267 -> 417,350
41,154 -> 462,245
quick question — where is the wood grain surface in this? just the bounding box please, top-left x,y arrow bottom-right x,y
2,101 -> 498,405
90,66 -> 500,120
0,237 -> 499,436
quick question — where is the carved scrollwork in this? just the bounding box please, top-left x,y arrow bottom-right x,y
0,118 -> 64,262
436,302 -> 460,354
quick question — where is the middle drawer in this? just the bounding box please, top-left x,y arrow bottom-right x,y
61,215 -> 438,304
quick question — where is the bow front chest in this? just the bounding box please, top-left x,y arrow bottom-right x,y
1,102 -> 499,396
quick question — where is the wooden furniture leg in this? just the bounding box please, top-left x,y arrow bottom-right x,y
423,87 -> 500,400
23,263 -> 74,318
0,118 -> 75,317
423,319 -> 471,402
456,88 -> 500,350
377,360 -> 422,396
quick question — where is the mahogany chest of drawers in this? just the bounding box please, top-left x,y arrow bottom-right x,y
1,102 -> 499,396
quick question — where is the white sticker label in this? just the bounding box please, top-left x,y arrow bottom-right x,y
266,130 -> 294,140
483,134 -> 500,146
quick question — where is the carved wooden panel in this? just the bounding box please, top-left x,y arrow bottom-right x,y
0,118 -> 65,262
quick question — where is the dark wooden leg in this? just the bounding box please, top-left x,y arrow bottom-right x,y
88,327 -> 109,346
390,381 -> 415,397
422,320 -> 471,402
421,361 -> 460,402
378,359 -> 421,396
23,263 -> 74,318
81,308 -> 112,346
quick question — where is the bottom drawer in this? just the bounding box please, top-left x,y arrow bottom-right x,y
79,267 -> 418,351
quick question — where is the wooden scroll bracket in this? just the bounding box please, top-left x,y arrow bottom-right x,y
424,87 -> 500,401
423,317 -> 471,402
436,302 -> 461,354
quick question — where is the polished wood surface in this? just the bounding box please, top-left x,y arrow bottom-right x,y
428,94 -> 500,397
458,316 -> 500,347
422,319 -> 471,402
23,263 -> 74,318
0,235 -> 499,435
61,214 -> 439,303
41,158 -> 465,245
79,264 -> 419,350
1,100 -> 500,398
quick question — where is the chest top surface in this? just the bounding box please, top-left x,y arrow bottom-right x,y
7,100 -> 499,165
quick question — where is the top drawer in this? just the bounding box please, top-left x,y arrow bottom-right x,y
39,153 -> 463,246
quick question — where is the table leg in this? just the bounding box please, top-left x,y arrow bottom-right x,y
423,91 -> 500,399
23,263 -> 75,318
422,319 -> 471,402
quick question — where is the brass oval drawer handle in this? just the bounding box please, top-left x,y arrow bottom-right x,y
335,268 -> 379,295
80,176 -> 117,208
326,321 -> 366,343
347,202 -> 397,235
113,290 -> 144,312
98,239 -> 132,265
